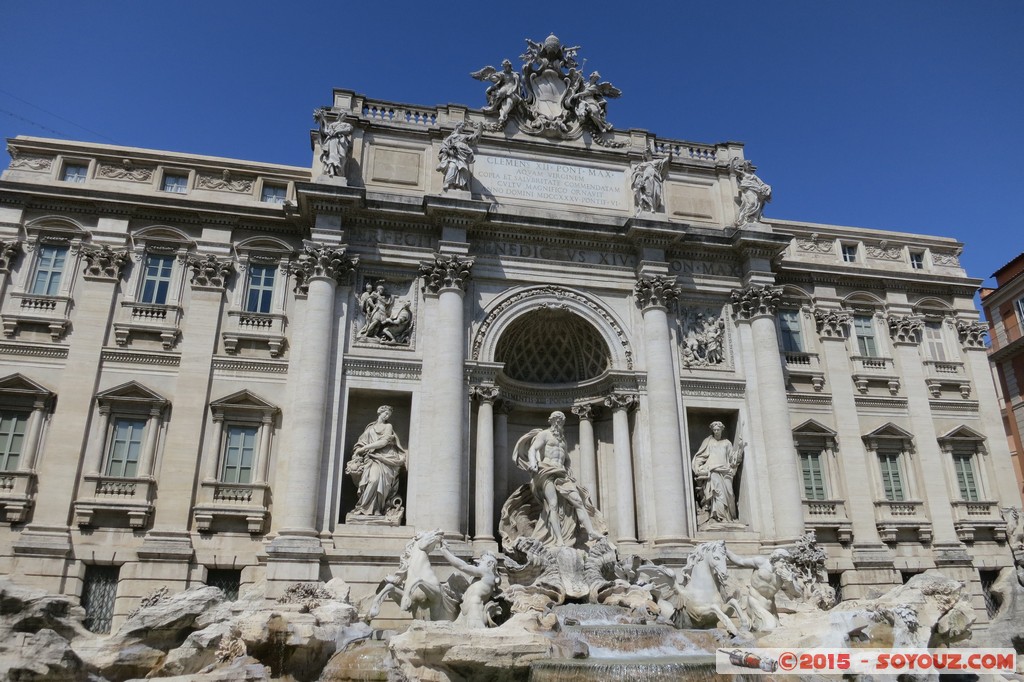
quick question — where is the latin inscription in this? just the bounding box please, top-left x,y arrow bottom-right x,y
348,226 -> 438,250
474,155 -> 625,209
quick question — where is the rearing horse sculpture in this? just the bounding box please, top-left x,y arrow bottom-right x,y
639,540 -> 749,636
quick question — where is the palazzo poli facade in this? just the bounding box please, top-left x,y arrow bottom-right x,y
0,36 -> 1017,633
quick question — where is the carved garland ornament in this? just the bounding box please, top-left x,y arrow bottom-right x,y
472,285 -> 634,370
812,308 -> 851,338
419,254 -> 474,294
97,160 -> 153,182
796,234 -> 835,254
866,241 -> 903,261
290,245 -> 358,293
887,315 -> 924,344
634,275 -> 680,310
81,244 -> 131,280
730,285 -> 782,320
187,254 -> 234,289
197,170 -> 254,193
7,146 -> 52,171
955,320 -> 988,349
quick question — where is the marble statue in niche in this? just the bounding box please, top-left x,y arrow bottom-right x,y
732,158 -> 772,225
692,420 -> 745,528
314,108 -> 353,180
436,121 -> 481,191
345,405 -> 407,525
499,411 -> 607,551
630,152 -> 669,215
357,282 -> 414,345
681,310 -> 726,368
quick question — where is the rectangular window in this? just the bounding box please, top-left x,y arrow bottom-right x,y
222,425 -> 257,484
207,568 -> 242,601
924,321 -> 948,361
139,254 -> 174,304
878,450 -> 905,502
909,251 -> 925,270
800,450 -> 827,500
841,244 -> 858,263
953,451 -> 980,502
779,309 -> 804,353
105,418 -> 146,478
853,315 -> 878,357
161,172 -> 189,194
260,184 -> 287,204
0,411 -> 27,472
82,565 -> 119,634
61,163 -> 88,183
1015,296 -> 1024,325
31,245 -> 68,296
245,265 -> 275,314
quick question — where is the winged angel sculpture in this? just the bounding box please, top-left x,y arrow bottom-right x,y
471,34 -> 623,144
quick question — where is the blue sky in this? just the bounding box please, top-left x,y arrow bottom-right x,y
2,1 -> 1021,287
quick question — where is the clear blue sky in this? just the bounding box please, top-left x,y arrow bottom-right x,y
2,1 -> 1021,288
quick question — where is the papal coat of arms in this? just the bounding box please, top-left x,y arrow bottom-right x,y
472,34 -> 623,145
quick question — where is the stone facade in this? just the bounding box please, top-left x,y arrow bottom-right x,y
0,38 -> 1016,634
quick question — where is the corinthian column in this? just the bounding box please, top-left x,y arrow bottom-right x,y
731,284 -> 804,539
471,385 -> 499,542
571,404 -> 599,499
418,254 -> 474,533
277,244 -> 357,536
634,276 -> 688,542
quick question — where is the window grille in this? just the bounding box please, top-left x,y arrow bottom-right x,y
207,568 -> 242,601
82,565 -> 119,634
980,570 -> 1001,618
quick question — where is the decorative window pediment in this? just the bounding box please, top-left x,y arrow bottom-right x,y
793,419 -> 838,449
95,381 -> 168,414
863,423 -> 914,453
937,425 -> 987,454
209,389 -> 279,419
0,373 -> 55,408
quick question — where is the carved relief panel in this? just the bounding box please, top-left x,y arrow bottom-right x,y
677,303 -> 732,370
352,277 -> 417,349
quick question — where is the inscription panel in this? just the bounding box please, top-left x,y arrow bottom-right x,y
371,147 -> 423,187
474,155 -> 625,210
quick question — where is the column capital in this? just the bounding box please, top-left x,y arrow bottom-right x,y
187,253 -> 235,289
730,284 -> 782,320
81,244 -> 131,281
813,307 -> 851,339
955,320 -> 988,351
289,243 -> 358,294
887,314 -> 924,346
603,393 -> 637,412
419,253 -> 474,294
469,385 -> 500,404
571,403 -> 598,421
633,275 -> 679,310
0,240 -> 23,273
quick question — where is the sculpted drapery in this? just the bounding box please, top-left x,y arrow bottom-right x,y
346,405 -> 407,517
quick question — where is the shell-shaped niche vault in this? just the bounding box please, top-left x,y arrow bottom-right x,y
494,309 -> 610,384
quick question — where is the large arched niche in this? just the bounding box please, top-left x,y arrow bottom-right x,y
472,285 -> 634,375
496,308 -> 609,384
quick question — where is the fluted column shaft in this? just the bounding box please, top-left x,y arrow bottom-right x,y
494,403 -> 510,511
